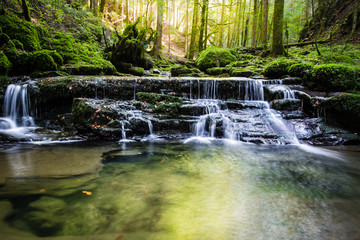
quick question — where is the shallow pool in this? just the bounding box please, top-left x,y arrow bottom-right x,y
0,141 -> 360,240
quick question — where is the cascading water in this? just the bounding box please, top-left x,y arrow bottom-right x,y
1,84 -> 34,129
187,79 -> 300,144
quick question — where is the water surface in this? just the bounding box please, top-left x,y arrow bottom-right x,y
0,141 -> 360,240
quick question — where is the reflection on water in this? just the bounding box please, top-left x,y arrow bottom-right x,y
0,141 -> 360,240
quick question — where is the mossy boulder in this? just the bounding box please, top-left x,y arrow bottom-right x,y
230,67 -> 255,77
0,33 -> 10,45
206,67 -> 226,76
263,59 -> 297,78
307,64 -> 359,91
3,40 -> 18,62
0,14 -> 40,51
135,92 -> 184,105
288,63 -> 313,79
0,52 -> 11,75
196,47 -> 237,71
129,66 -> 145,76
170,65 -> 193,76
271,99 -> 302,111
321,94 -> 360,131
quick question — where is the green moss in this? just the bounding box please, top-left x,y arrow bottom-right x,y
3,41 -> 18,62
196,47 -> 237,71
238,54 -> 257,60
12,39 -> 24,50
129,66 -> 144,76
308,64 -> 359,91
43,50 -> 64,66
170,65 -> 193,76
0,33 -> 10,45
206,67 -> 225,76
263,58 -> 298,78
135,92 -> 184,105
323,94 -> 360,131
230,67 -> 256,77
12,50 -> 57,75
0,52 -> 11,75
72,98 -> 94,131
0,14 -> 40,51
288,63 -> 313,78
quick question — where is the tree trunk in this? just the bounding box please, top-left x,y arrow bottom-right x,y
351,0 -> 359,35
198,0 -> 209,51
262,0 -> 268,47
155,0 -> 164,56
251,0 -> 258,46
100,0 -> 106,15
93,0 -> 98,16
21,0 -> 31,21
125,0 -> 129,23
271,0 -> 285,56
219,0 -> 226,47
188,0 -> 199,59
168,0 -> 171,54
185,0 -> 189,55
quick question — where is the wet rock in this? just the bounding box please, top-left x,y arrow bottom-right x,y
271,99 -> 302,111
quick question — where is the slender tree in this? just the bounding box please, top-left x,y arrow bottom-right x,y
251,0 -> 258,46
219,0 -> 226,47
271,0 -> 285,56
198,0 -> 209,51
100,0 -> 106,15
188,0 -> 199,59
155,0 -> 164,56
261,0 -> 268,47
20,0 -> 31,21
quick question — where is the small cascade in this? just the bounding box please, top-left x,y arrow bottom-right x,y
266,85 -> 296,100
238,80 -> 264,101
2,84 -> 35,128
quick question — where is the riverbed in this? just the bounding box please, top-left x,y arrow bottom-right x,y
0,140 -> 359,240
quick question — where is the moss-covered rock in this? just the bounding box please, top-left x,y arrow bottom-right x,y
196,47 -> 237,71
307,64 -> 359,91
230,67 -> 255,77
12,39 -> 23,50
3,40 -> 18,62
263,58 -> 297,78
0,52 -> 11,75
0,14 -> 40,51
288,63 -> 313,78
135,92 -> 184,105
321,94 -> 360,131
206,67 -> 226,76
129,66 -> 145,76
170,64 -> 193,76
0,33 -> 10,45
271,99 -> 302,111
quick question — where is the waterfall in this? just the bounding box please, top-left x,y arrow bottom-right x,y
238,80 -> 264,101
1,84 -> 34,129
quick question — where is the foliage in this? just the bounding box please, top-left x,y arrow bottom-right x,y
3,41 -> 18,62
110,18 -> 156,71
0,52 -> 11,75
0,33 -> 10,45
308,64 -> 360,91
196,47 -> 237,71
263,58 -> 298,78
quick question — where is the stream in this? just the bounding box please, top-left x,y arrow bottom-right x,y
0,141 -> 360,239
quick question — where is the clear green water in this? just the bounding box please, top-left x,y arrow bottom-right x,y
0,141 -> 360,240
